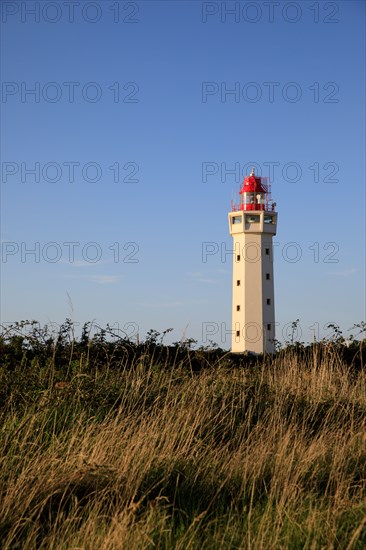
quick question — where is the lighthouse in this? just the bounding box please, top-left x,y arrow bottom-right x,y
228,168 -> 277,354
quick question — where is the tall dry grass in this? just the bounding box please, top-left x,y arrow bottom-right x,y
0,347 -> 365,549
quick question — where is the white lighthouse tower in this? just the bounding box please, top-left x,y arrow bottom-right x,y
228,168 -> 277,354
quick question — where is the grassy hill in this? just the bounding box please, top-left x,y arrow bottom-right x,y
0,321 -> 365,549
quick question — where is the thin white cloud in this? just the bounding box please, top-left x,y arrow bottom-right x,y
332,268 -> 360,277
197,277 -> 219,284
87,275 -> 119,284
61,274 -> 119,284
59,259 -> 110,268
187,271 -> 219,284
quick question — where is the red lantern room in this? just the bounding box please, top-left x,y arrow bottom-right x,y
232,168 -> 276,212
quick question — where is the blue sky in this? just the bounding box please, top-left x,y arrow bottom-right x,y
1,0 -> 365,346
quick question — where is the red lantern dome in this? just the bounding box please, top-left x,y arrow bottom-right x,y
232,167 -> 276,212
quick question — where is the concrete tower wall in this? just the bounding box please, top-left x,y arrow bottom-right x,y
228,210 -> 277,354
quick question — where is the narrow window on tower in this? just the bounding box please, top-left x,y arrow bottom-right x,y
265,248 -> 270,256
266,273 -> 270,280
236,280 -> 241,286
237,255 -> 240,262
266,298 -> 271,305
236,330 -> 240,337
236,305 -> 240,311
267,324 -> 271,331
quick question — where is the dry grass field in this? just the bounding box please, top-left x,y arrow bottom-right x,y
0,324 -> 365,549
